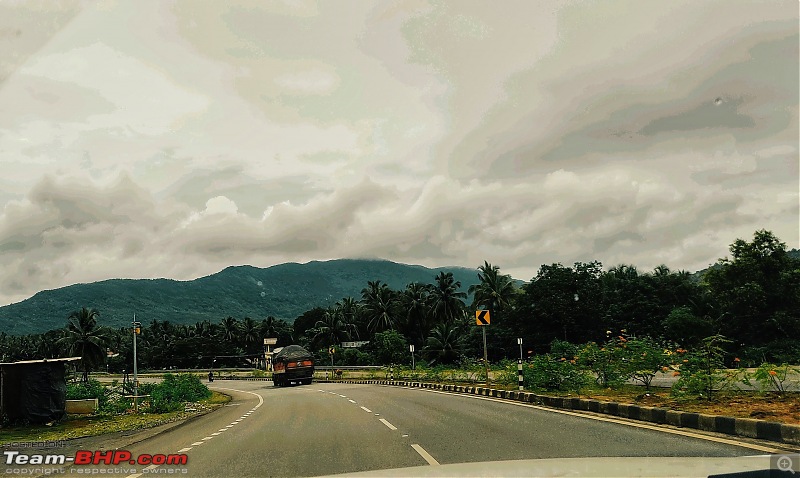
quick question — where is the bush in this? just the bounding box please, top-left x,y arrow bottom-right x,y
578,341 -> 627,389
743,363 -> 800,394
145,374 -> 211,413
66,379 -> 108,409
524,354 -> 590,393
671,335 -> 731,400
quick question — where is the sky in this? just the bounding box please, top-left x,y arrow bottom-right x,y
0,0 -> 797,306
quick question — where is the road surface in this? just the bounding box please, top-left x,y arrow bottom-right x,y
100,380 -> 792,477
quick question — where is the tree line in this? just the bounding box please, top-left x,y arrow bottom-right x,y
1,229 -> 797,375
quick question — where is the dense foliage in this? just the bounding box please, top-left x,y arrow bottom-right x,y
2,230 -> 798,371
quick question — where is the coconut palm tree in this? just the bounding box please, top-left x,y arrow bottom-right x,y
468,261 -> 516,312
399,283 -> 431,345
312,307 -> 357,348
428,272 -> 467,325
57,307 -> 109,382
361,281 -> 398,333
220,316 -> 239,343
424,321 -> 465,365
240,317 -> 260,350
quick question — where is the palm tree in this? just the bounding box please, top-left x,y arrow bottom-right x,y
57,307 -> 109,382
220,316 -> 239,343
424,321 -> 465,365
361,281 -> 398,333
312,307 -> 356,348
468,261 -> 516,312
399,283 -> 431,345
428,272 -> 467,325
240,317 -> 260,350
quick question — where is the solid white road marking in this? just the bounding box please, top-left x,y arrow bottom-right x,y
411,444 -> 439,466
379,418 -> 398,430
418,388 -> 791,454
360,406 -> 372,413
177,447 -> 192,453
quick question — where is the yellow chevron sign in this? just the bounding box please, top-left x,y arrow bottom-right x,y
476,309 -> 490,326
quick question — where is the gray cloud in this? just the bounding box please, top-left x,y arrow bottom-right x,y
0,1 -> 797,306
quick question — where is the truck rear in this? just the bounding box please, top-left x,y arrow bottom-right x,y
272,345 -> 315,386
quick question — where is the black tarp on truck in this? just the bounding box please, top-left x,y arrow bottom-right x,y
272,345 -> 314,386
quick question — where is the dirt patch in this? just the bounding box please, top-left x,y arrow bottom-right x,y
581,389 -> 800,425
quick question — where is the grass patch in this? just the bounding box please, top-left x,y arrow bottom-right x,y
0,390 -> 230,445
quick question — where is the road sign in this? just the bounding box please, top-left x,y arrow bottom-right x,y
341,341 -> 370,348
476,309 -> 490,326
264,338 -> 277,345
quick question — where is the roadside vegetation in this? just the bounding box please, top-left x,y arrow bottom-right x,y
0,374 -> 224,444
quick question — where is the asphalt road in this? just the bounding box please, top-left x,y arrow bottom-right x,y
99,380 -> 790,477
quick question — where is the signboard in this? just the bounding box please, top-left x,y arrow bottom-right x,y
476,309 -> 490,326
264,338 -> 278,345
341,341 -> 370,348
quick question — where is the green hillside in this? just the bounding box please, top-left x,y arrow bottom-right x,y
0,259 -> 483,335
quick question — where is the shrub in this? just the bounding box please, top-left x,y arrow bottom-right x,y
145,374 -> 211,413
66,379 -> 108,409
578,341 -> 627,389
621,336 -> 672,391
671,335 -> 731,400
524,354 -> 590,393
744,363 -> 799,394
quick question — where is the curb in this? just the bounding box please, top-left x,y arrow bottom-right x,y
320,379 -> 800,446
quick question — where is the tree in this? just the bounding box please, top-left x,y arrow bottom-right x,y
703,230 -> 800,358
428,272 -> 467,325
468,261 -> 516,312
399,283 -> 431,346
220,316 -> 239,343
424,321 -> 465,365
57,307 -> 109,382
312,307 -> 356,349
361,281 -> 398,333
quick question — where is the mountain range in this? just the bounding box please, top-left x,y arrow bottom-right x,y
0,259 -> 484,335
3,249 -> 797,336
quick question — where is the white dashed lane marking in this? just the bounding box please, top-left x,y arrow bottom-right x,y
177,447 -> 192,453
411,444 -> 439,466
191,442 -> 204,446
360,406 -> 372,413
379,418 -> 398,430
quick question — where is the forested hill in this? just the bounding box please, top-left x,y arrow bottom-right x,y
0,259 -> 481,335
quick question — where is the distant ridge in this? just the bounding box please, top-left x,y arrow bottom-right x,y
0,259 -> 483,335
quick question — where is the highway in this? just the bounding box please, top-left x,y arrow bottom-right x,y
109,381 -> 789,477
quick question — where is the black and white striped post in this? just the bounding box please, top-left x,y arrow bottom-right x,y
390,366 -> 394,382
517,337 -> 524,391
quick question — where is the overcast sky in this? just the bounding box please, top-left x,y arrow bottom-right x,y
0,1 -> 797,306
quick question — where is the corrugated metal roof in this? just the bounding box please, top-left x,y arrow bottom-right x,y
0,357 -> 81,365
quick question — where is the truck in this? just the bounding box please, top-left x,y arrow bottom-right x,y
271,345 -> 315,386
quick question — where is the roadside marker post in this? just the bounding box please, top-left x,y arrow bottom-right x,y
517,338 -> 524,391
476,307 -> 491,387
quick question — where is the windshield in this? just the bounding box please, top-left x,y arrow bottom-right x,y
0,1 -> 798,477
